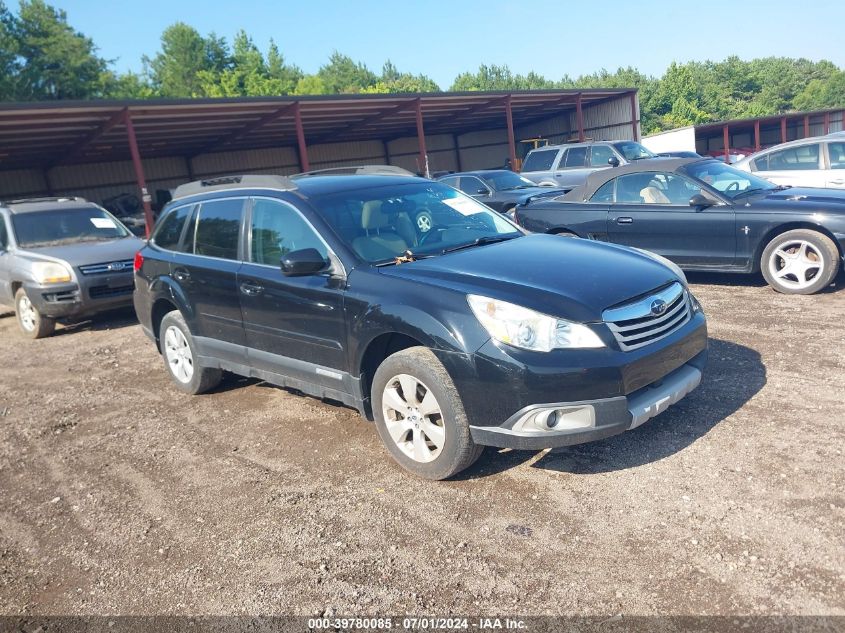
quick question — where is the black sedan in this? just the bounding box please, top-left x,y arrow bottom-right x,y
514,158 -> 845,295
437,170 -> 567,216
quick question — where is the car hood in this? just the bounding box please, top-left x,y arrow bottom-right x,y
380,234 -> 681,322
18,237 -> 145,267
747,187 -> 845,213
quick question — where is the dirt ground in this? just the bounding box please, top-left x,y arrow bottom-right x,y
0,272 -> 843,618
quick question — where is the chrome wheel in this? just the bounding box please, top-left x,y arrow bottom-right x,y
17,294 -> 36,331
768,239 -> 824,291
381,374 -> 445,463
416,212 -> 433,233
163,325 -> 194,384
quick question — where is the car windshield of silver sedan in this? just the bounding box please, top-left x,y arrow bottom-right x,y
12,208 -> 131,248
311,182 -> 521,264
684,161 -> 778,199
613,141 -> 656,161
484,172 -> 538,191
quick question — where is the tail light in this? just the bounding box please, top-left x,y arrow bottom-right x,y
133,251 -> 144,272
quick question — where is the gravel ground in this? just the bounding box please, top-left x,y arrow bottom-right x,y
0,272 -> 843,618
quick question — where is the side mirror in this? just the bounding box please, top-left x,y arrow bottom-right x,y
608,156 -> 620,167
281,248 -> 329,276
689,194 -> 712,209
476,188 -> 491,196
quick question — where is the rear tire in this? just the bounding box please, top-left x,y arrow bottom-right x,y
14,288 -> 55,339
372,346 -> 483,480
159,310 -> 222,394
760,229 -> 840,295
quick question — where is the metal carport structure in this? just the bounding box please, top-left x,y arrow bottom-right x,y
0,89 -> 639,235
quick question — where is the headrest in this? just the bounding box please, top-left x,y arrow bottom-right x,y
362,200 -> 388,230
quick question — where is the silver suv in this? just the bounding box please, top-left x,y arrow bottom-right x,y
733,132 -> 845,190
520,140 -> 657,188
0,197 -> 143,338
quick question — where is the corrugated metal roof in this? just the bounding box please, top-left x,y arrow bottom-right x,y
0,89 -> 635,171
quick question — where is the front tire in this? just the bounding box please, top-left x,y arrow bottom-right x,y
158,311 -> 222,394
761,229 -> 840,295
372,347 -> 483,480
14,288 -> 55,339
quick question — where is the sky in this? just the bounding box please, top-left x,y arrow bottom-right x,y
50,0 -> 845,88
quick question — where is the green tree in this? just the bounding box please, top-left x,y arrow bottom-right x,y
317,52 -> 377,93
145,22 -> 230,97
294,74 -> 326,96
6,0 -> 110,100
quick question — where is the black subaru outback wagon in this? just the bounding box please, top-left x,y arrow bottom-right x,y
133,173 -> 707,479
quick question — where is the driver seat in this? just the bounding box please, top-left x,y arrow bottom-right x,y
352,200 -> 409,261
640,186 -> 670,204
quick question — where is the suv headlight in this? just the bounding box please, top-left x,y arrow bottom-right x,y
467,295 -> 604,351
32,261 -> 72,284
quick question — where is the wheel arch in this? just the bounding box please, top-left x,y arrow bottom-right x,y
752,222 -> 843,272
358,332 -> 425,420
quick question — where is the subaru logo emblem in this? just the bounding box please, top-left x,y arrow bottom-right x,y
107,261 -> 125,272
650,299 -> 667,315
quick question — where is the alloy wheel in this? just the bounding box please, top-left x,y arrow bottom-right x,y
768,239 -> 824,291
17,295 -> 36,331
381,373 -> 445,463
164,325 -> 194,383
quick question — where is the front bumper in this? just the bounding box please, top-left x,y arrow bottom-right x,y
436,311 -> 708,450
469,354 -> 705,450
24,274 -> 135,319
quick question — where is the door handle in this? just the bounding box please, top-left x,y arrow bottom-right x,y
615,217 -> 634,225
239,281 -> 264,296
173,268 -> 191,281
831,179 -> 845,185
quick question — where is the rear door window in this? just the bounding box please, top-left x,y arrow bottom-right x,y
522,149 -> 558,172
763,144 -> 821,171
564,147 -> 588,168
193,198 -> 245,260
828,142 -> 845,169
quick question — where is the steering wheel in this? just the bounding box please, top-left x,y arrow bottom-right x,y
725,181 -> 739,193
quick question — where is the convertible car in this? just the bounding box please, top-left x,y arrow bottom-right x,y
514,158 -> 845,295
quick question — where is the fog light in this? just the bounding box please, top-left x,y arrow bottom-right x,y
513,405 -> 596,434
545,410 -> 559,428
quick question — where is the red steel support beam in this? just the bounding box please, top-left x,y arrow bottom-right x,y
191,102 -> 297,157
575,93 -> 585,142
294,102 -> 309,172
824,112 -> 830,135
754,120 -> 761,152
781,117 -> 787,143
630,92 -> 639,141
415,99 -> 428,177
803,115 -> 810,138
504,94 -> 517,170
124,112 -> 154,238
49,107 -> 127,168
723,124 -> 730,163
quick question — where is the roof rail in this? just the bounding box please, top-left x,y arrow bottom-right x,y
5,196 -> 87,205
172,174 -> 297,200
291,165 -> 416,178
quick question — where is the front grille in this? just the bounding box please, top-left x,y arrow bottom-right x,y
79,259 -> 134,275
89,284 -> 134,299
42,289 -> 78,303
602,282 -> 691,351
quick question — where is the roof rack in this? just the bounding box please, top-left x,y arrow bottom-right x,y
291,165 -> 416,178
172,174 -> 297,200
4,196 -> 87,205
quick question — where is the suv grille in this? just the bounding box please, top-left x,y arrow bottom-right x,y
89,284 -> 134,299
602,282 -> 691,351
79,259 -> 134,275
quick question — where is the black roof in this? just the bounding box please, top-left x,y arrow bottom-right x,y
565,157 -> 718,200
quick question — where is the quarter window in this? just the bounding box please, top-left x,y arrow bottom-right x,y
250,199 -> 327,266
152,204 -> 193,251
521,149 -> 558,172
760,143 -> 821,171
193,199 -> 244,260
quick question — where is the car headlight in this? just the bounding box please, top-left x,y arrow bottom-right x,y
32,261 -> 72,284
688,290 -> 703,314
467,295 -> 604,351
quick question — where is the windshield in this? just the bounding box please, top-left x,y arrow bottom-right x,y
613,142 -> 656,161
11,207 -> 130,248
683,161 -> 777,199
309,181 -> 521,263
483,172 -> 537,191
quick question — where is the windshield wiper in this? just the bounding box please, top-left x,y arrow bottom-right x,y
441,234 -> 520,254
733,187 -> 769,198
